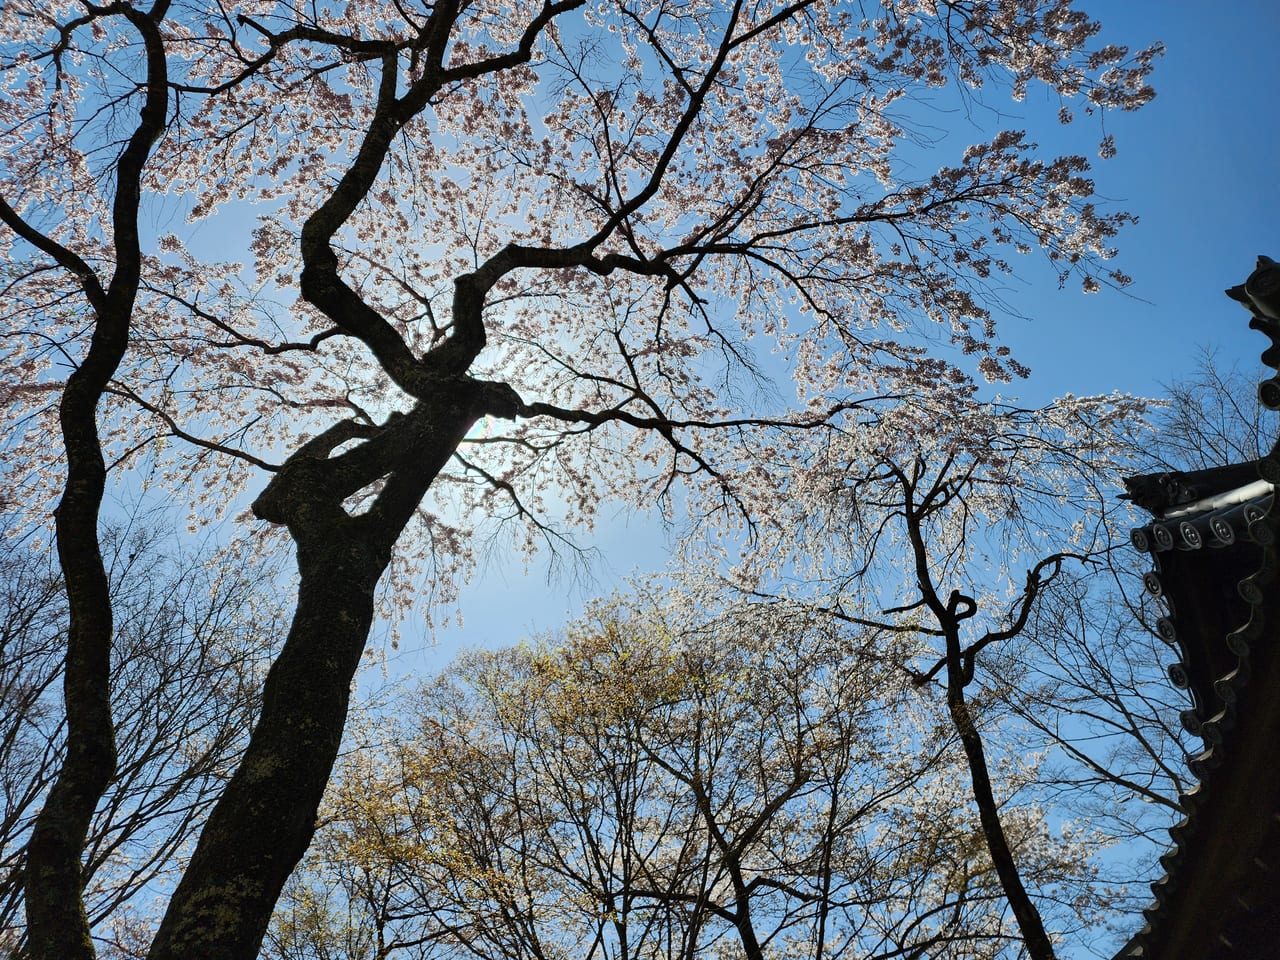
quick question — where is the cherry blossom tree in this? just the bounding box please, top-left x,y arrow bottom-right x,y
0,1 -> 1159,957
984,356 -> 1274,908
736,355 -> 1277,956
745,394 -> 1154,958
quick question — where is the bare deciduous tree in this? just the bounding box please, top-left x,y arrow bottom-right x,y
0,516 -> 282,956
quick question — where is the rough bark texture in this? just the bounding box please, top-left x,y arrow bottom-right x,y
146,530 -> 386,958
148,380 -> 492,959
25,369 -> 120,960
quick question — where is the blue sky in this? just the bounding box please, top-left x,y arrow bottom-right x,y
411,1 -> 1280,668
1006,1 -> 1280,398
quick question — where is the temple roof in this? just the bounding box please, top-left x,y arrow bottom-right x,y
1118,465 -> 1280,958
1110,256 -> 1280,958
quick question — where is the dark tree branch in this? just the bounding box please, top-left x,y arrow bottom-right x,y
23,5 -> 173,958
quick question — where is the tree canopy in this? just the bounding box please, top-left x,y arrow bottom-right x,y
270,584 -> 1125,960
0,2 -> 1164,958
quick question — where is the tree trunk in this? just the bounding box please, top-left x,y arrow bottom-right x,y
25,376 -> 119,960
20,10 -> 168,954
147,528 -> 386,959
149,382 -> 491,960
945,641 -> 1057,960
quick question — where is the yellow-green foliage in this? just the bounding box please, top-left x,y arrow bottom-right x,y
267,583 -> 1114,960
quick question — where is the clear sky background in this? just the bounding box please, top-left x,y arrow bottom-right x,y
406,1 -> 1280,672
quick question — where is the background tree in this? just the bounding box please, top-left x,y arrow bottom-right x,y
0,514 -> 282,956
272,584 -> 1112,960
983,355 -> 1274,899
752,356 -> 1275,953
753,394 -> 1151,958
0,1 -> 1159,957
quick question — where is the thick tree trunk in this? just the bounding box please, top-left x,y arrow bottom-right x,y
149,381 -> 492,960
20,10 -> 168,955
147,528 -> 387,959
